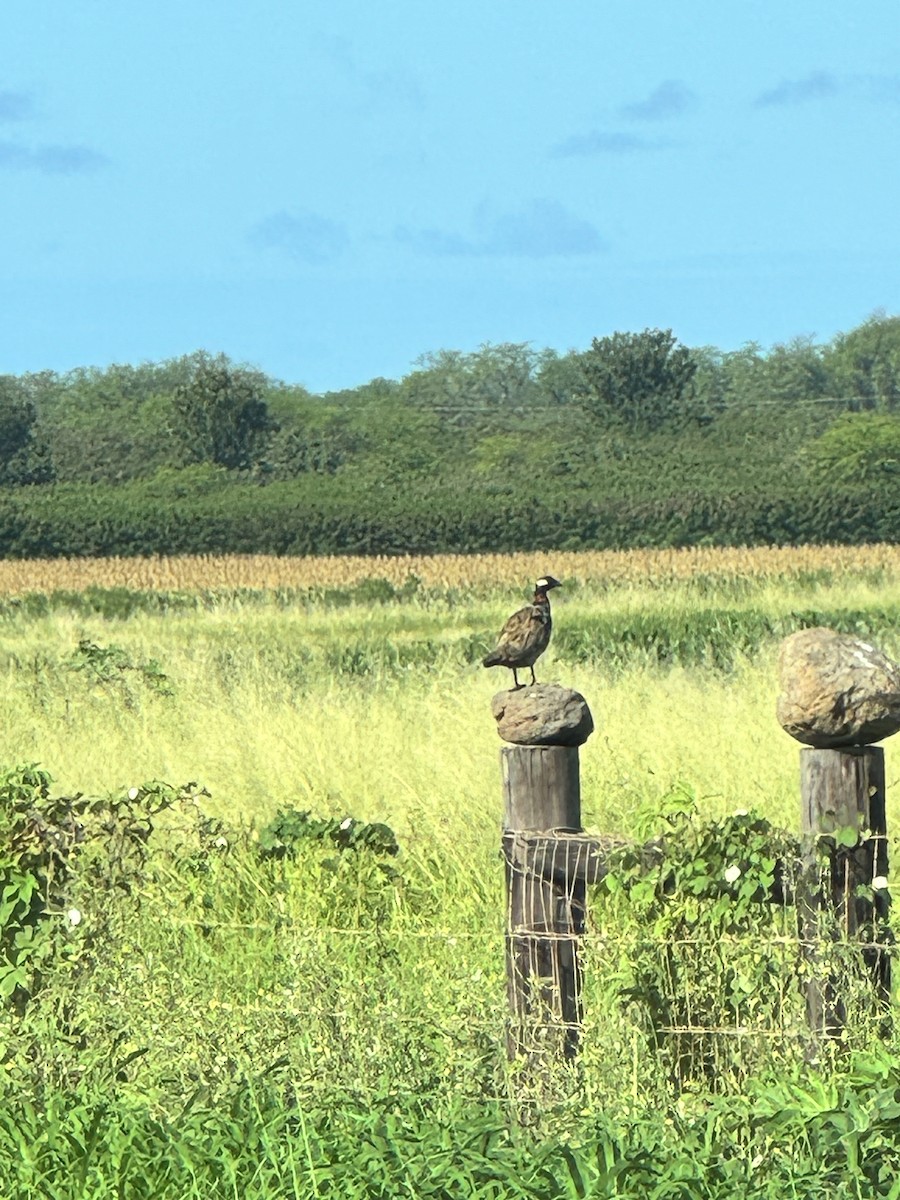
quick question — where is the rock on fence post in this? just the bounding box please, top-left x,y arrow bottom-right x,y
778,627 -> 899,1041
493,683 -> 594,1061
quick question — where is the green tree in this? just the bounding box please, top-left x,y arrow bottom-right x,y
578,328 -> 698,431
760,335 -> 830,404
349,396 -> 448,481
464,342 -> 543,410
687,345 -> 729,422
535,349 -> 588,407
806,411 -> 900,483
266,387 -> 363,478
402,343 -> 543,430
171,356 -> 276,470
33,355 -> 214,483
0,377 -> 54,484
826,312 -> 900,411
715,342 -> 764,408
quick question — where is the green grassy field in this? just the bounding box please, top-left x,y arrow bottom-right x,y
0,557 -> 899,1196
3,564 -> 899,832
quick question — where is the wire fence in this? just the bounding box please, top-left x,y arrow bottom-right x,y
498,816 -> 894,1082
17,761 -> 887,1110
100,843 -> 893,1104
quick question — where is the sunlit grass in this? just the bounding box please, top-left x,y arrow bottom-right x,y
0,569 -> 893,844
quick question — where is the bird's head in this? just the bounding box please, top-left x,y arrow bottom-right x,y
535,575 -> 562,592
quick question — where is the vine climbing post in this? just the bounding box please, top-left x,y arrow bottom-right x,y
799,746 -> 890,1039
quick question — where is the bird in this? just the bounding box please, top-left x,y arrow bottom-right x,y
482,575 -> 562,689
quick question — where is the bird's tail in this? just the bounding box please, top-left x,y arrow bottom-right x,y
482,651 -> 502,668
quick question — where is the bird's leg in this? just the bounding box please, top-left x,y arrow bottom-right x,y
512,667 -> 520,690
530,666 -> 536,686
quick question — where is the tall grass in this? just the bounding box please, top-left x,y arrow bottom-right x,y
0,557 -> 895,835
0,603 -> 817,839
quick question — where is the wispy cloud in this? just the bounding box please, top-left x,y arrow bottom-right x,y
397,200 -> 605,259
0,141 -> 108,173
0,89 -> 35,122
315,33 -> 424,110
619,80 -> 695,121
754,69 -> 900,109
0,86 -> 108,172
549,129 -> 672,158
753,70 -> 840,107
250,209 -> 349,265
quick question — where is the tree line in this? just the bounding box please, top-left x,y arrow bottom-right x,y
0,312 -> 898,556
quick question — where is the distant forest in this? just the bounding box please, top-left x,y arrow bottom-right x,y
1,313 -> 899,557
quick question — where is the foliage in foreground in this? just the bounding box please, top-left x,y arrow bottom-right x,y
0,763 -> 899,1196
3,1059 -> 900,1200
0,562 -> 898,1193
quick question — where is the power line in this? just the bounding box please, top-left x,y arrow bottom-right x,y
423,395 -> 893,414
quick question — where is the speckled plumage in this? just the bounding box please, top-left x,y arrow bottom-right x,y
482,576 -> 561,688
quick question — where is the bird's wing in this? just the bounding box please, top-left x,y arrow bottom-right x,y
496,604 -> 540,654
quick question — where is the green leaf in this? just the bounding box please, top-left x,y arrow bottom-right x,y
834,826 -> 859,848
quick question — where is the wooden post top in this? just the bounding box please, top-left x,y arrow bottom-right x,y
800,744 -> 886,838
501,744 -> 581,833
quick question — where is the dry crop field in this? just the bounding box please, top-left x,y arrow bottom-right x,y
2,541 -> 900,594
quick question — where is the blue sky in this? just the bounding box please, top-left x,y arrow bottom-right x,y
2,1 -> 899,392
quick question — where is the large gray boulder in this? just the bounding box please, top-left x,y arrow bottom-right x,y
777,627 -> 900,748
491,683 -> 594,746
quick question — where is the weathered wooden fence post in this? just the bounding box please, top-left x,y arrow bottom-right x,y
799,746 -> 890,1038
777,626 -> 899,1042
502,744 -> 583,1060
492,684 -> 594,1061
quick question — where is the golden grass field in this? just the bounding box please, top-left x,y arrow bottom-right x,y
2,541 -> 900,593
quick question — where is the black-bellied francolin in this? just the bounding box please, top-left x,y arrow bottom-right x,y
482,575 -> 561,689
